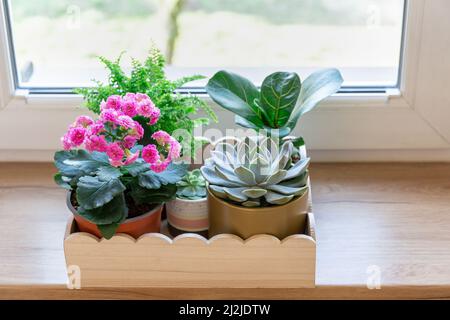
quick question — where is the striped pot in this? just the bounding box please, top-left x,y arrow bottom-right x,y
165,197 -> 208,237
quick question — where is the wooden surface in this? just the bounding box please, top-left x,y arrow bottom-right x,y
64,214 -> 315,288
1,162 -> 450,299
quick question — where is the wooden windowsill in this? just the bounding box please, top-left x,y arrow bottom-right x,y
0,163 -> 449,299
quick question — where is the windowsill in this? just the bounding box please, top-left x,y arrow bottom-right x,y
7,88 -> 404,110
1,162 -> 449,299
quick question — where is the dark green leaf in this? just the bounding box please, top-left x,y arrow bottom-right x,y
290,136 -> 305,148
130,184 -> 177,205
286,68 -> 343,130
76,176 -> 126,210
54,150 -> 109,178
206,70 -> 265,127
138,163 -> 188,190
96,166 -> 122,181
260,72 -> 301,128
122,160 -> 149,177
97,223 -> 121,240
77,193 -> 128,225
54,173 -> 72,190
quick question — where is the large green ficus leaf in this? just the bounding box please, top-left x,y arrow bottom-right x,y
206,68 -> 343,139
260,72 -> 301,128
206,71 -> 265,128
286,68 -> 343,130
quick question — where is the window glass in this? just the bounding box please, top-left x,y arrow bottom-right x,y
7,0 -> 405,89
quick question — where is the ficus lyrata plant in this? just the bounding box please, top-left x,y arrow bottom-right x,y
205,69 -> 344,146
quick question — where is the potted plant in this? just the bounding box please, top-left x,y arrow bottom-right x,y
76,46 -> 217,159
201,136 -> 310,239
54,93 -> 187,239
165,169 -> 208,237
205,69 -> 343,150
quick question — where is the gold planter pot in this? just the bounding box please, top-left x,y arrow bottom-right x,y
207,187 -> 309,239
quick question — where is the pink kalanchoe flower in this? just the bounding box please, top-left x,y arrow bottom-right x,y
168,138 -> 181,159
122,135 -> 137,149
121,99 -> 138,118
116,115 -> 135,129
129,121 -> 144,139
102,95 -> 122,111
100,109 -> 120,123
67,127 -> 86,146
106,142 -> 125,166
136,99 -> 155,117
142,144 -> 160,164
135,93 -> 150,102
124,151 -> 140,165
85,135 -> 108,153
74,115 -> 94,128
148,107 -> 160,125
152,130 -> 172,145
61,134 -> 72,150
88,120 -> 105,135
123,93 -> 136,101
150,160 -> 170,173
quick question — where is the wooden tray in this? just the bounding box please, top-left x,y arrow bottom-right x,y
64,211 -> 316,289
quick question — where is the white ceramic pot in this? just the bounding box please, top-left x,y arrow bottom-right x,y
166,197 -> 208,235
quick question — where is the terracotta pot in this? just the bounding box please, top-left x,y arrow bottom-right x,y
207,187 -> 309,239
66,192 -> 162,239
166,197 -> 208,237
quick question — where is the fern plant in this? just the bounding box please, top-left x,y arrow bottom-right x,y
76,47 -> 217,156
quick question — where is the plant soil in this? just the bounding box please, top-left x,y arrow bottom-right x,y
70,191 -> 157,219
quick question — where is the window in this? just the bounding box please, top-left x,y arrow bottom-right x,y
5,0 -> 405,92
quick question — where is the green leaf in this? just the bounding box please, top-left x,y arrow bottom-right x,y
130,184 -> 177,205
54,150 -> 109,178
138,163 -> 188,190
290,136 -> 305,148
96,166 -> 122,181
286,68 -> 343,131
260,72 -> 301,128
206,70 -> 265,128
54,173 -> 72,190
77,193 -> 128,225
76,176 -> 126,210
122,160 -> 149,177
235,115 -> 292,138
97,223 -> 121,240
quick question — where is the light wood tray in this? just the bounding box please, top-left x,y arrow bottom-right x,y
64,210 -> 316,288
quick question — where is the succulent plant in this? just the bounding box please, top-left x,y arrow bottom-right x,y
176,169 -> 207,200
201,137 -> 309,207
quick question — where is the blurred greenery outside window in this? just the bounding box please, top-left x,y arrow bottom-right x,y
7,0 -> 405,89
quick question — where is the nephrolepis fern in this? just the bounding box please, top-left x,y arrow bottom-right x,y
75,47 -> 217,156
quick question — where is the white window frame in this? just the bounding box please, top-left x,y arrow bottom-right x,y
1,0 -> 450,162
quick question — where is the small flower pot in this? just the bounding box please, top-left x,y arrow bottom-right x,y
207,187 -> 309,239
66,192 -> 162,239
165,197 -> 208,237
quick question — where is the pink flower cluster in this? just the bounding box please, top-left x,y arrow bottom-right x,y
142,131 -> 181,173
100,93 -> 160,125
61,93 -> 180,172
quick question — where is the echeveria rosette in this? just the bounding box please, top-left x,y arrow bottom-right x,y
176,169 -> 207,200
54,93 -> 186,239
200,137 -> 309,207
